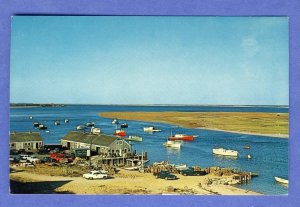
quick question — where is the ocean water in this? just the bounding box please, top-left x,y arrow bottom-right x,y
10,105 -> 288,195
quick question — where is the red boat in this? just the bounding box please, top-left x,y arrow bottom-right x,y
114,129 -> 126,137
168,134 -> 194,141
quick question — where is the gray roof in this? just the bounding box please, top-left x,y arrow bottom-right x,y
61,131 -> 119,147
10,132 -> 43,142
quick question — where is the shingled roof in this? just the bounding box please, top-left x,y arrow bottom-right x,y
10,132 -> 43,142
62,131 -> 119,147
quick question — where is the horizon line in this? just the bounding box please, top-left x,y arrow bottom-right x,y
10,103 -> 289,107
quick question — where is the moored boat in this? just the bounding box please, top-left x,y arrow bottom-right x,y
33,122 -> 40,127
212,148 -> 239,157
38,124 -> 47,130
169,134 -> 194,141
163,140 -> 181,149
76,125 -> 87,130
143,126 -> 161,132
64,119 -> 69,123
274,176 -> 288,185
114,129 -> 126,137
112,119 -> 119,124
125,135 -> 143,142
54,120 -> 60,125
120,123 -> 128,128
244,145 -> 250,149
86,122 -> 95,127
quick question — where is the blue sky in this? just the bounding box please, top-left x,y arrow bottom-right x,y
10,16 -> 288,105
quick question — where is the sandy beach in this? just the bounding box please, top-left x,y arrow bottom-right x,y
10,166 -> 261,195
100,111 -> 288,138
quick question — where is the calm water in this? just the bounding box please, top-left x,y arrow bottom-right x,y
10,105 -> 288,195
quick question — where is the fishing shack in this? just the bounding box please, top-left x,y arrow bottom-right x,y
10,131 -> 44,151
61,131 -> 132,157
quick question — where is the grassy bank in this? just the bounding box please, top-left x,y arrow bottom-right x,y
100,111 -> 288,138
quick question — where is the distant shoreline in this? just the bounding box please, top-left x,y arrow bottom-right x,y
10,103 -> 289,108
10,103 -> 65,108
100,111 -> 289,139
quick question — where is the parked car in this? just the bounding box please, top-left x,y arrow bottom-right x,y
83,170 -> 108,180
50,153 -> 74,163
20,154 -> 30,160
41,156 -> 52,163
10,149 -> 19,155
179,167 -> 206,176
27,156 -> 40,163
154,170 -> 177,180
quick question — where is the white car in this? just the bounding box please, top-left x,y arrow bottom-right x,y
83,170 -> 108,180
27,156 -> 40,163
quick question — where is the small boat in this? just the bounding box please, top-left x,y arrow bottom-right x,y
212,148 -> 239,157
120,123 -> 128,128
54,120 -> 60,125
64,119 -> 69,123
91,127 -> 101,134
38,124 -> 47,130
169,134 -> 194,141
86,122 -> 95,127
247,154 -> 252,159
124,166 -> 139,171
244,145 -> 250,149
125,135 -> 143,142
174,164 -> 188,170
114,129 -> 126,137
143,126 -> 161,132
29,116 -> 33,120
163,140 -> 181,149
76,125 -> 87,130
33,122 -> 40,127
274,176 -> 288,185
112,119 -> 119,124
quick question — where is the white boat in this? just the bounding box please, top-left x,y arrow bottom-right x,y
274,176 -> 288,185
163,140 -> 181,149
112,119 -> 119,124
174,164 -> 188,170
76,125 -> 87,130
125,135 -> 143,142
143,126 -> 161,132
212,148 -> 238,157
91,127 -> 101,134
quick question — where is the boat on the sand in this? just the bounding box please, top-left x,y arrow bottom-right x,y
274,176 -> 288,185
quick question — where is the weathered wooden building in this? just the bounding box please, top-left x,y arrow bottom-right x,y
61,131 -> 132,156
10,132 -> 44,151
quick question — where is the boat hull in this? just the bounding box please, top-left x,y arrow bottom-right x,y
114,131 -> 126,137
274,176 -> 288,184
163,141 -> 181,148
212,148 -> 238,157
168,135 -> 194,141
125,136 -> 142,142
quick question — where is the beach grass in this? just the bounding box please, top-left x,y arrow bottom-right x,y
100,111 -> 288,138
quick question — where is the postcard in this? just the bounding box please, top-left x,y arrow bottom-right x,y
9,16 -> 289,196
